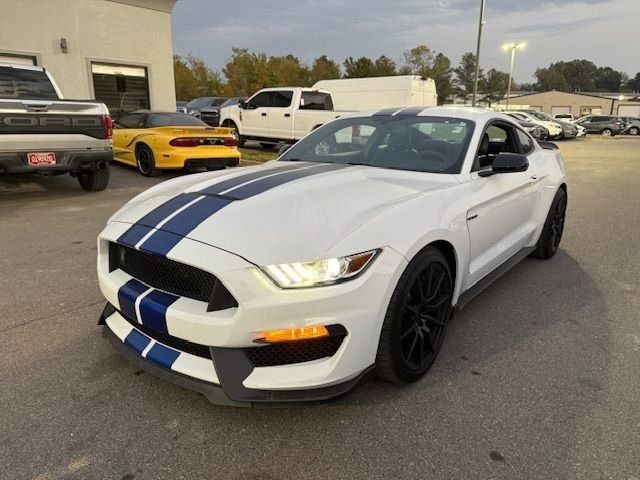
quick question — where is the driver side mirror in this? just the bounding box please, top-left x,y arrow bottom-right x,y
478,153 -> 528,177
239,101 -> 247,109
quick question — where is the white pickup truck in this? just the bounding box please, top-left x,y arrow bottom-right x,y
218,87 -> 346,147
0,63 -> 113,191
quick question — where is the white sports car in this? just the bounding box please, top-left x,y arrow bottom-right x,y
97,107 -> 567,405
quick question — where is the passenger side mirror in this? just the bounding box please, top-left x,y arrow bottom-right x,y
538,141 -> 558,150
478,153 -> 528,177
239,101 -> 247,109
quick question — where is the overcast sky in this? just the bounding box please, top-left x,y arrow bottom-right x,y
172,0 -> 640,83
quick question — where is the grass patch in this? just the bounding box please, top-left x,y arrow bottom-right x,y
239,147 -> 279,163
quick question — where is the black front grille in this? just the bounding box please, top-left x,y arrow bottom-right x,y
110,243 -> 237,311
244,335 -> 346,367
121,311 -> 212,359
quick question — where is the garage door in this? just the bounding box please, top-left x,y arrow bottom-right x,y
618,105 -> 640,117
91,63 -> 149,119
551,106 -> 571,114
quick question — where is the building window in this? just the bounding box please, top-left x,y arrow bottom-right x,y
91,62 -> 149,118
0,53 -> 37,66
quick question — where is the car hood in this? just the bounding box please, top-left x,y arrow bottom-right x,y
112,161 -> 461,265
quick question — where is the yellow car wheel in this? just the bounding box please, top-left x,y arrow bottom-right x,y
136,144 -> 161,177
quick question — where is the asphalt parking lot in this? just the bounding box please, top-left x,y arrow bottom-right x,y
1,137 -> 639,480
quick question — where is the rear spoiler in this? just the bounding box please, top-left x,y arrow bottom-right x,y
538,141 -> 558,150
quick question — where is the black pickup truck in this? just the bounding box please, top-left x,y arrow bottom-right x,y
0,63 -> 113,191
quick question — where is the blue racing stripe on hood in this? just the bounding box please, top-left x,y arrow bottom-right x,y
198,163 -> 305,195
117,278 -> 149,322
117,225 -> 154,249
224,163 -> 348,200
138,195 -> 231,256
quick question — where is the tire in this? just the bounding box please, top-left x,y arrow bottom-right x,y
376,247 -> 453,384
77,165 -> 110,192
531,188 -> 567,259
629,127 -> 639,136
223,120 -> 245,147
135,144 -> 160,177
601,128 -> 612,136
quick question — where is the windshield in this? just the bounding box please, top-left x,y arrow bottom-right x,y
529,111 -> 553,121
146,113 -> 207,127
220,97 -> 241,108
186,97 -> 226,108
0,67 -> 59,100
280,116 -> 475,174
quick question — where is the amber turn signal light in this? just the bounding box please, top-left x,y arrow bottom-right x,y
260,325 -> 329,343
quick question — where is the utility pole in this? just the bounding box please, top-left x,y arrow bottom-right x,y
471,0 -> 486,107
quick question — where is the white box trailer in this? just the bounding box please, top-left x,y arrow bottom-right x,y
312,75 -> 438,111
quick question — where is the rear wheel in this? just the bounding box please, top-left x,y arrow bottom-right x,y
601,128 -> 612,136
531,188 -> 567,259
223,120 -> 244,147
629,127 -> 639,136
376,247 -> 453,384
77,164 -> 110,192
136,145 -> 160,177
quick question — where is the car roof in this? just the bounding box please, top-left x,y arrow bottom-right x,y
0,62 -> 45,72
353,106 -> 509,123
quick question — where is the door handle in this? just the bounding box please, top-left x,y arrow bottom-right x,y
284,113 -> 291,117
261,113 -> 267,117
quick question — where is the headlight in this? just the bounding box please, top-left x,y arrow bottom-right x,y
187,109 -> 200,116
260,250 -> 379,289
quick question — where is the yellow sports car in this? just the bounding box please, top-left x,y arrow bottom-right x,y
112,111 -> 240,176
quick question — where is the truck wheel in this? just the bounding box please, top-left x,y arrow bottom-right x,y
136,145 -> 160,177
78,164 -> 110,192
223,120 -> 245,147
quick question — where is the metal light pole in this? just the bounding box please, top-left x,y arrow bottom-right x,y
471,0 -> 486,107
504,42 -> 525,110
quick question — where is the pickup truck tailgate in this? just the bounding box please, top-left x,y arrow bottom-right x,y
0,99 -> 109,150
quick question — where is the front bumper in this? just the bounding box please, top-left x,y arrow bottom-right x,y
97,222 -> 406,404
0,148 -> 113,174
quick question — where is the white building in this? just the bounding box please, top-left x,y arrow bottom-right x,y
0,0 -> 177,116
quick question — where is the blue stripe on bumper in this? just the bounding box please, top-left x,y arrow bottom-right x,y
146,342 -> 181,368
138,289 -> 179,333
124,328 -> 151,354
117,278 -> 149,322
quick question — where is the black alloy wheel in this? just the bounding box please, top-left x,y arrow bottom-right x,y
376,247 -> 453,384
136,145 -> 159,177
531,187 -> 567,259
549,191 -> 567,251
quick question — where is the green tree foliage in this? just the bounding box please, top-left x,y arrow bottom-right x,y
624,72 -> 640,92
222,48 -> 270,97
454,52 -> 482,96
534,59 -> 627,92
343,56 -> 377,78
535,67 -> 569,91
173,54 -> 224,100
373,56 -> 397,76
402,45 -> 453,104
595,67 -> 626,92
309,55 -> 341,84
266,54 -> 310,87
481,69 -> 511,105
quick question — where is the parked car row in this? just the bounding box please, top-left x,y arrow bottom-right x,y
175,96 -> 243,126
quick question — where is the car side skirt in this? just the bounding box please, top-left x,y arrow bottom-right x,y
456,246 -> 535,310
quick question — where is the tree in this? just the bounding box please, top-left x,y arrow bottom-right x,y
402,46 -> 453,104
266,54 -> 310,87
454,52 -> 482,96
373,56 -> 397,76
222,47 -> 270,96
173,54 -> 224,100
595,67 -> 625,91
343,56 -> 377,78
481,69 -> 511,105
309,55 -> 341,84
624,72 -> 640,92
402,45 -> 435,78
535,67 -> 569,91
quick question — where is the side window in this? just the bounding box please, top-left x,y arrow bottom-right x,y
247,92 -> 273,109
300,92 -> 334,110
516,129 -> 534,155
117,113 -> 142,129
475,123 -> 519,170
591,116 -> 606,122
272,90 -> 293,108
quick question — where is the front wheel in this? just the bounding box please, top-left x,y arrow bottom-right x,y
628,127 -> 639,136
531,188 -> 567,259
601,128 -> 612,136
77,165 -> 110,192
376,247 -> 453,384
